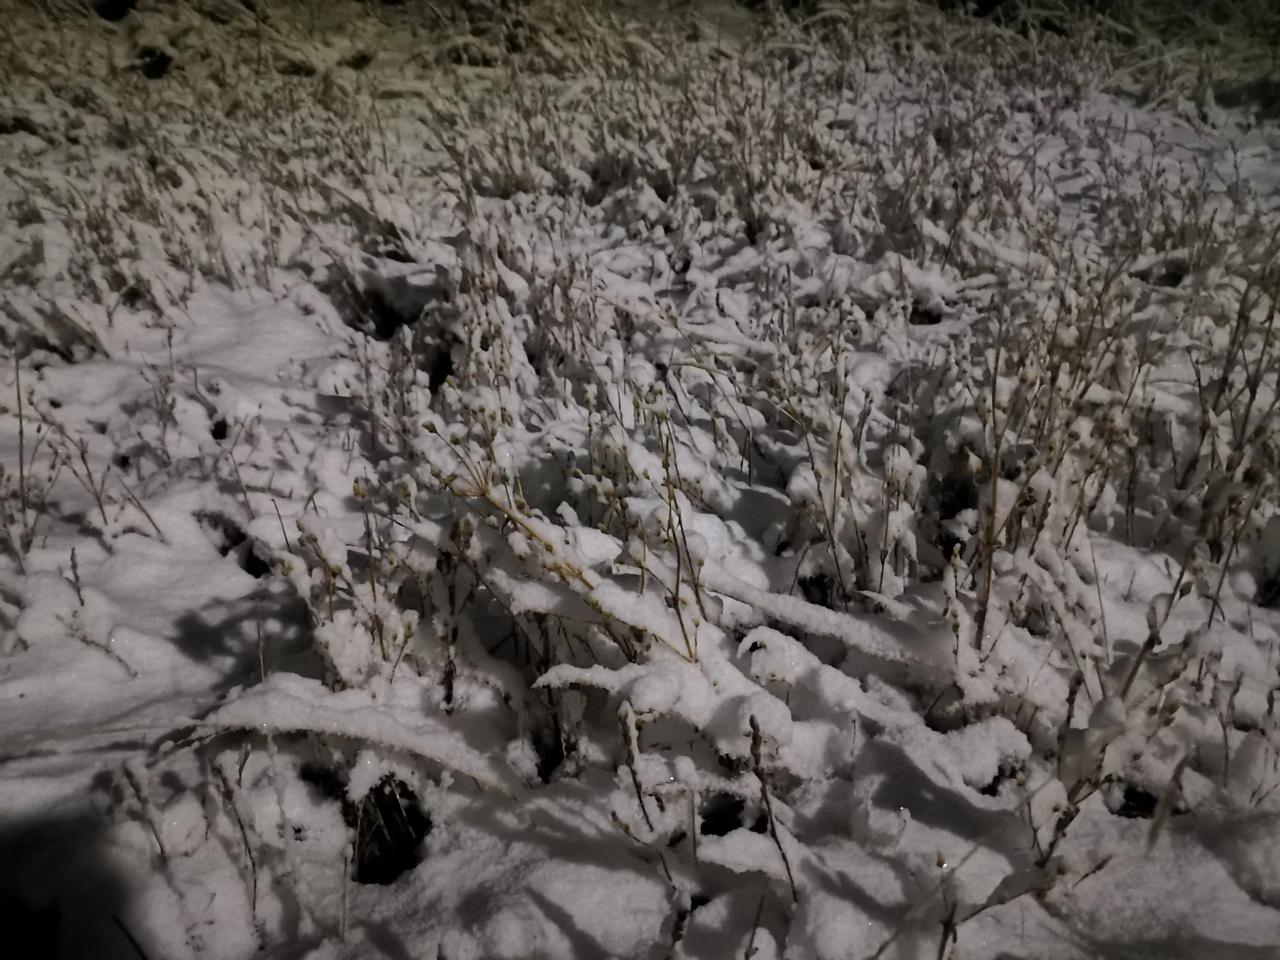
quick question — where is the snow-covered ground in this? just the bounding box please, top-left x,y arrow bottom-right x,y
2,2 -> 1280,958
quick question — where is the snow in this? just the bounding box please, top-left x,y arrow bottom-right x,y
3,2 -> 1280,959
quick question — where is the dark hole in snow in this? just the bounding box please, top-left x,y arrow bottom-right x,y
47,398 -> 62,409
426,346 -> 455,392
937,471 -> 977,517
330,273 -> 449,344
134,47 -> 173,80
1153,262 -> 1188,288
211,418 -> 229,441
667,829 -> 687,849
1259,572 -> 1280,609
748,810 -> 769,834
0,115 -> 42,138
798,573 -> 838,609
351,776 -> 431,884
196,511 -> 246,556
937,530 -> 965,568
583,162 -> 614,203
195,511 -> 268,577
300,762 -> 345,800
94,0 -> 136,21
1110,783 -> 1158,819
691,893 -> 710,910
396,575 -> 424,613
532,715 -> 565,783
377,241 -> 414,265
934,458 -> 979,559
699,793 -> 745,836
300,766 -> 431,885
120,283 -> 144,309
1133,256 -> 1190,289
361,287 -> 407,340
979,761 -> 1022,797
111,452 -> 131,471
240,547 -> 271,579
908,301 -> 944,326
339,50 -> 375,71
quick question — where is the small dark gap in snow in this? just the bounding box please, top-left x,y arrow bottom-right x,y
240,547 -> 271,580
426,346 -> 454,392
376,240 -> 414,264
196,511 -> 246,557
325,273 -> 443,344
1258,572 -> 1280,609
362,288 -> 408,341
1153,264 -> 1188,288
134,48 -> 174,81
0,115 -> 43,138
532,707 -> 566,783
93,0 -> 136,22
339,51 -> 375,71
979,760 -> 1024,797
908,301 -> 944,326
699,793 -> 745,836
1109,782 -> 1158,819
798,573 -> 841,610
1133,257 -> 1190,289
300,765 -> 431,885
195,511 -> 269,578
